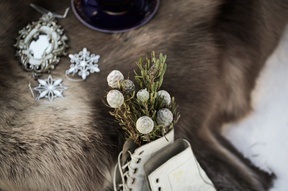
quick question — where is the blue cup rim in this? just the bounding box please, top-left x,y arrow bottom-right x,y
71,0 -> 161,33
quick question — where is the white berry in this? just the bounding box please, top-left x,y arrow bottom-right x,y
156,108 -> 173,127
157,90 -> 171,106
136,116 -> 154,134
107,90 -> 124,108
107,70 -> 124,88
137,88 -> 149,102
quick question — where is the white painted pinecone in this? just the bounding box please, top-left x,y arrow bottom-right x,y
136,116 -> 154,134
106,90 -> 124,108
121,79 -> 135,93
157,90 -> 171,106
156,108 -> 173,127
107,70 -> 124,88
136,88 -> 149,102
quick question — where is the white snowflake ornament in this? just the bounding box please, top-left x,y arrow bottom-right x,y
33,75 -> 67,101
66,48 -> 100,80
136,116 -> 154,134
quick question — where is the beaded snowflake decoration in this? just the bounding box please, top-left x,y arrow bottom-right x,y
105,52 -> 180,145
33,75 -> 67,101
66,48 -> 100,80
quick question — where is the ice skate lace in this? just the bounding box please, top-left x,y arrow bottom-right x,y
113,150 -> 141,191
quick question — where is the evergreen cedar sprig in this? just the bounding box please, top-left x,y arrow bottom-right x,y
107,52 -> 180,146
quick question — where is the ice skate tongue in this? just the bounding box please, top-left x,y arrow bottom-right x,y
121,139 -> 138,165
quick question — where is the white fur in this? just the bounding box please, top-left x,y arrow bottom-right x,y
222,25 -> 288,191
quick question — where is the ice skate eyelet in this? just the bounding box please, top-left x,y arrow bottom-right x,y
139,150 -> 144,155
134,168 -> 138,174
137,158 -> 141,164
132,178 -> 136,184
156,178 -> 159,183
158,187 -> 162,191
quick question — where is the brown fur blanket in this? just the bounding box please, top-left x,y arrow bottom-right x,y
1,0 -> 288,190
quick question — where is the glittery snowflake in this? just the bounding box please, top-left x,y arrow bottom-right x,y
33,75 -> 67,101
66,48 -> 100,80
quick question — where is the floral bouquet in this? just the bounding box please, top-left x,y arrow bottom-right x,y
105,52 -> 180,146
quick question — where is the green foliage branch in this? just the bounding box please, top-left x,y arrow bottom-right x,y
108,52 -> 180,145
